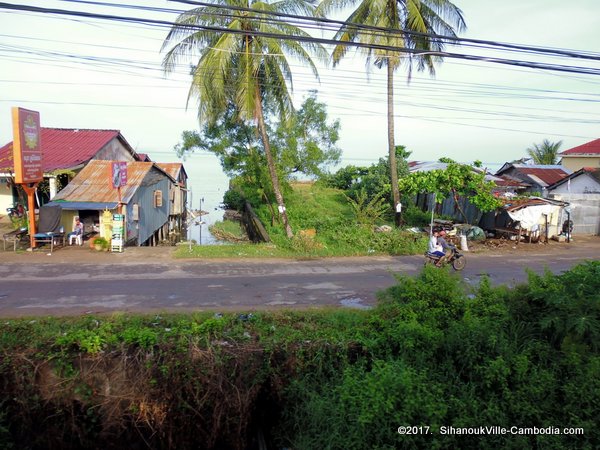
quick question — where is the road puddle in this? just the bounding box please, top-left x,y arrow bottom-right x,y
339,297 -> 373,310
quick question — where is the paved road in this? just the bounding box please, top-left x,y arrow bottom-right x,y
0,242 -> 598,317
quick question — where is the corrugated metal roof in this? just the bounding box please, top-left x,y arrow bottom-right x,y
493,175 -> 529,188
136,153 -> 152,162
155,162 -> 187,183
559,138 -> 600,156
496,164 -> 570,186
46,201 -> 119,210
52,160 -> 161,204
0,128 -> 129,172
503,196 -> 568,212
517,167 -> 570,185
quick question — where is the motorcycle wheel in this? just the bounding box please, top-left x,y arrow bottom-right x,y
452,255 -> 466,271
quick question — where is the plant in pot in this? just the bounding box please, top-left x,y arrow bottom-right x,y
93,237 -> 109,251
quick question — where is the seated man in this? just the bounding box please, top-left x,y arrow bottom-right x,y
427,229 -> 445,262
68,217 -> 84,245
436,230 -> 456,265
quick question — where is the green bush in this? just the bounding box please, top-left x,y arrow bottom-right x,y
222,189 -> 245,211
2,264 -> 599,449
402,205 -> 433,227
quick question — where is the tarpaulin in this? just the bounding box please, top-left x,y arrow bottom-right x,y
507,205 -> 558,229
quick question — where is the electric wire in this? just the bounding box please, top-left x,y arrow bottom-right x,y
1,2 -> 600,76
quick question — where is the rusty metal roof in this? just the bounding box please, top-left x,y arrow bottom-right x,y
0,128 -> 136,172
502,196 -> 568,212
155,162 -> 187,185
496,164 -> 570,187
52,160 -> 172,204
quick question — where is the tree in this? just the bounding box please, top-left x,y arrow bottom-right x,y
325,145 -> 410,207
274,91 -> 342,179
318,0 -> 465,225
398,160 -> 501,223
162,0 -> 328,238
526,139 -> 562,165
172,93 -> 342,204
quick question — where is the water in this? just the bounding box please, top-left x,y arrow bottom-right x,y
183,153 -> 230,245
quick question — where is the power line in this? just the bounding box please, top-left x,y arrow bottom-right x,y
1,2 -> 600,76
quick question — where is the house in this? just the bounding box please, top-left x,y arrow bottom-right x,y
547,167 -> 600,235
495,163 -> 571,196
0,128 -> 138,212
558,138 -> 600,172
47,160 -> 180,246
155,162 -> 189,240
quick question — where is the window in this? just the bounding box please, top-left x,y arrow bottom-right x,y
154,190 -> 163,208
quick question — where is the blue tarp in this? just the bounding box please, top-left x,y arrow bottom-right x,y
46,201 -> 118,211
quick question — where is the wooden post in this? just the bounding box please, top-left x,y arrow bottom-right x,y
21,183 -> 38,248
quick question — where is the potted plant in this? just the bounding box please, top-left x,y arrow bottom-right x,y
93,237 -> 109,251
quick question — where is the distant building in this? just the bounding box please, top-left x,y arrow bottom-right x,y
155,162 -> 189,239
495,163 -> 571,196
48,160 -> 182,246
547,167 -> 600,235
0,128 -> 137,212
558,138 -> 600,172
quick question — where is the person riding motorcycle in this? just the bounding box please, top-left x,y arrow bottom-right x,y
428,229 -> 455,267
428,229 -> 445,263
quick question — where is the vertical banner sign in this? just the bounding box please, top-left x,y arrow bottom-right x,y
111,161 -> 127,188
111,213 -> 125,253
12,107 -> 43,184
111,161 -> 127,215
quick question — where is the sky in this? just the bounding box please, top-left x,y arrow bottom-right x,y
1,0 -> 599,175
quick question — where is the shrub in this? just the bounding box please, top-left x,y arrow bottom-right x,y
222,189 -> 245,211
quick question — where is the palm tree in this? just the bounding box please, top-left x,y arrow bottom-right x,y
162,0 -> 328,238
318,0 -> 465,224
526,139 -> 562,165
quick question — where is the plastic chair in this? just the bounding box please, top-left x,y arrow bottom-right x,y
69,233 -> 82,246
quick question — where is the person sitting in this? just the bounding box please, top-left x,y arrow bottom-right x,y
68,217 -> 84,245
428,229 -> 445,264
436,230 -> 456,265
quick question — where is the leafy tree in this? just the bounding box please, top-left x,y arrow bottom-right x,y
274,91 -> 342,179
526,139 -> 562,165
318,0 -> 466,223
324,145 -> 410,209
398,159 -> 501,222
162,0 -> 328,237
172,93 -> 342,207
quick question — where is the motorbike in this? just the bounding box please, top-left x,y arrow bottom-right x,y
7,204 -> 25,219
424,247 -> 466,271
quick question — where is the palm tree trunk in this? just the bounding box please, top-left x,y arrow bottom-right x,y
255,88 -> 294,238
387,62 -> 400,226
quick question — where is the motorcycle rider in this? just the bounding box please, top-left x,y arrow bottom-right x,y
428,229 -> 445,265
436,230 -> 456,266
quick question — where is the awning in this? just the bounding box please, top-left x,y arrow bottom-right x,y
46,201 -> 118,211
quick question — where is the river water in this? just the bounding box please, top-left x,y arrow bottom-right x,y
182,152 -> 230,245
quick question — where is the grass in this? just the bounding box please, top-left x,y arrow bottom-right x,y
208,220 -> 247,242
175,242 -> 294,258
176,182 -> 428,259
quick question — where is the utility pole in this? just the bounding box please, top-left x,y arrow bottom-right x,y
199,197 -> 204,245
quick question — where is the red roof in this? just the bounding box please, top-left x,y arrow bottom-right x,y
518,167 -> 570,185
559,138 -> 600,156
496,163 -> 571,187
0,128 -> 125,172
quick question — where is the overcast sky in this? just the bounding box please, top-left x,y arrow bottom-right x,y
1,0 -> 599,171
